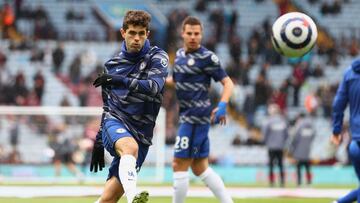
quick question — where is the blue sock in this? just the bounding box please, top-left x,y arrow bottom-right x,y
337,189 -> 358,203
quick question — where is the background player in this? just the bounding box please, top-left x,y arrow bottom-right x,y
89,10 -> 168,203
289,112 -> 315,187
331,58 -> 360,203
262,103 -> 288,187
167,16 -> 234,203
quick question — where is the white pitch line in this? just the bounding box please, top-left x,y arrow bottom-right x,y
0,186 -> 350,199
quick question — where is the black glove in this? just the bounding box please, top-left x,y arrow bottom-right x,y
93,73 -> 129,88
93,73 -> 113,87
90,138 -> 105,173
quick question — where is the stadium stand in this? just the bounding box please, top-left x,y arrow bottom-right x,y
0,0 -> 359,168
296,0 -> 360,39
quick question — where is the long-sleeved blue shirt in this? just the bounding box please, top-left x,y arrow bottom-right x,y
100,40 -> 168,145
332,58 -> 360,141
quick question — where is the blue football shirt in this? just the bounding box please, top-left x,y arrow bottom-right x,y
173,46 -> 227,124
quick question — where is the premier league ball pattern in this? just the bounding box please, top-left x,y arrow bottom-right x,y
271,12 -> 318,58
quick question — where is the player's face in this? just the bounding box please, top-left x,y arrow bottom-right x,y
182,24 -> 202,52
121,25 -> 149,53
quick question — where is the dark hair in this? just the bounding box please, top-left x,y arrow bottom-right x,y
122,10 -> 151,31
182,16 -> 202,30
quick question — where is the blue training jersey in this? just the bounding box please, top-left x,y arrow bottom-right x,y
173,46 -> 227,124
101,40 -> 168,145
332,58 -> 360,141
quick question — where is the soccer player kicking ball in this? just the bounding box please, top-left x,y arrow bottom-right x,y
90,10 -> 168,203
167,16 -> 234,203
331,58 -> 360,203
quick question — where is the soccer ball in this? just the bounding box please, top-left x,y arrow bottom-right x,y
271,12 -> 318,58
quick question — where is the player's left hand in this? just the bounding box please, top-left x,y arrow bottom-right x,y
211,102 -> 227,125
90,136 -> 105,173
93,73 -> 113,87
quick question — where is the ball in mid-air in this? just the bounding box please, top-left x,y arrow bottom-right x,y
271,12 -> 318,58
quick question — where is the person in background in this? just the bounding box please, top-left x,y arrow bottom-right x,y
289,112 -> 315,187
262,103 -> 288,187
167,16 -> 234,203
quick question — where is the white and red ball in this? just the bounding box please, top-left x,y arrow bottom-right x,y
271,12 -> 318,58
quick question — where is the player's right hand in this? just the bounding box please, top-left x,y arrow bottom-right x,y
90,137 -> 105,173
165,76 -> 175,88
93,73 -> 113,87
330,134 -> 342,146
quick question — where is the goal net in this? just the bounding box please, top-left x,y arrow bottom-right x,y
0,106 -> 166,183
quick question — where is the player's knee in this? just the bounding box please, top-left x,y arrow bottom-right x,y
191,164 -> 207,176
192,167 -> 204,176
114,137 -> 139,157
172,160 -> 180,170
118,144 -> 138,157
172,159 -> 189,171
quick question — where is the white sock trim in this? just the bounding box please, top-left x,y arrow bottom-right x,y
173,171 -> 189,179
121,154 -> 137,165
199,167 -> 212,180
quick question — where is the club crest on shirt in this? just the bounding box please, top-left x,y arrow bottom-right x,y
211,54 -> 219,64
160,58 -> 168,67
187,58 -> 195,66
116,128 -> 126,134
140,61 -> 147,70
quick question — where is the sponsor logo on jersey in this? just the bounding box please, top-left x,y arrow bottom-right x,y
301,128 -> 313,137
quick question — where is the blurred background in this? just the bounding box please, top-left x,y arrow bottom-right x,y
0,0 -> 359,201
